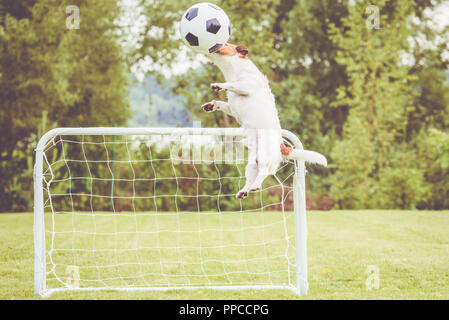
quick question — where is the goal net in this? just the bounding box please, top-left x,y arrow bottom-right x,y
34,127 -> 308,297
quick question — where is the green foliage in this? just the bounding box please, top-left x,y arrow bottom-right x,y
416,129 -> 449,209
0,0 -> 129,211
325,0 -> 449,209
328,0 -> 418,208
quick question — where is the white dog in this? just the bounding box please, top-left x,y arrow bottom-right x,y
202,43 -> 327,199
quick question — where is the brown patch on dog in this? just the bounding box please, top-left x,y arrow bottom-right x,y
217,43 -> 249,58
217,43 -> 237,56
236,45 -> 249,59
280,143 -> 292,156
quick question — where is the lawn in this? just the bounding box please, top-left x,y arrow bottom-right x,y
1,210 -> 448,300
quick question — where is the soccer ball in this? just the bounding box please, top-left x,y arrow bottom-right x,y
179,2 -> 231,54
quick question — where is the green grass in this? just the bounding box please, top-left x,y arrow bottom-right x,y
1,210 -> 448,300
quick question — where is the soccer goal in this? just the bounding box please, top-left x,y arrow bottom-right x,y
33,127 -> 308,297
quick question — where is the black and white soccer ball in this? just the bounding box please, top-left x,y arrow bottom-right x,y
179,2 -> 231,54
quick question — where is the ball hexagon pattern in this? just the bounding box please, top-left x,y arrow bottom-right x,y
179,2 -> 231,54
185,7 -> 198,21
185,33 -> 199,46
208,43 -> 223,53
206,18 -> 221,34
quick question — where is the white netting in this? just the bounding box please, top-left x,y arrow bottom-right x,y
39,131 -> 300,292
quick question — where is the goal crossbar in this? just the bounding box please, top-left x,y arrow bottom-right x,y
33,127 -> 308,297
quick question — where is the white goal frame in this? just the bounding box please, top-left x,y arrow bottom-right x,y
34,127 -> 308,297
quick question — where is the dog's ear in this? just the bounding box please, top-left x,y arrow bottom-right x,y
236,45 -> 249,58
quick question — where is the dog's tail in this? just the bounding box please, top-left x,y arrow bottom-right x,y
281,144 -> 327,166
288,149 -> 327,166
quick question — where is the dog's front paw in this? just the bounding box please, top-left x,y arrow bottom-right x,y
211,83 -> 224,92
201,101 -> 216,112
236,190 -> 248,199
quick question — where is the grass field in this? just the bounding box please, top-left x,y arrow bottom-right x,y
1,210 -> 448,300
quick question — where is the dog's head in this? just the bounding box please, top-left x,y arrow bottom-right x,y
216,43 -> 249,58
206,43 -> 249,66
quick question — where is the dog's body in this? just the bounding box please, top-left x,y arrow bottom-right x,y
202,43 -> 326,199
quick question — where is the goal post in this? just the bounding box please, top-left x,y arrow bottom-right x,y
34,127 -> 308,297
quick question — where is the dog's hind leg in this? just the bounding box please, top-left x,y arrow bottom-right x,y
236,131 -> 258,199
236,163 -> 258,199
248,164 -> 270,192
248,129 -> 281,192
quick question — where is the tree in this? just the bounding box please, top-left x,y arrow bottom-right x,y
0,0 -> 129,211
327,0 -> 439,209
